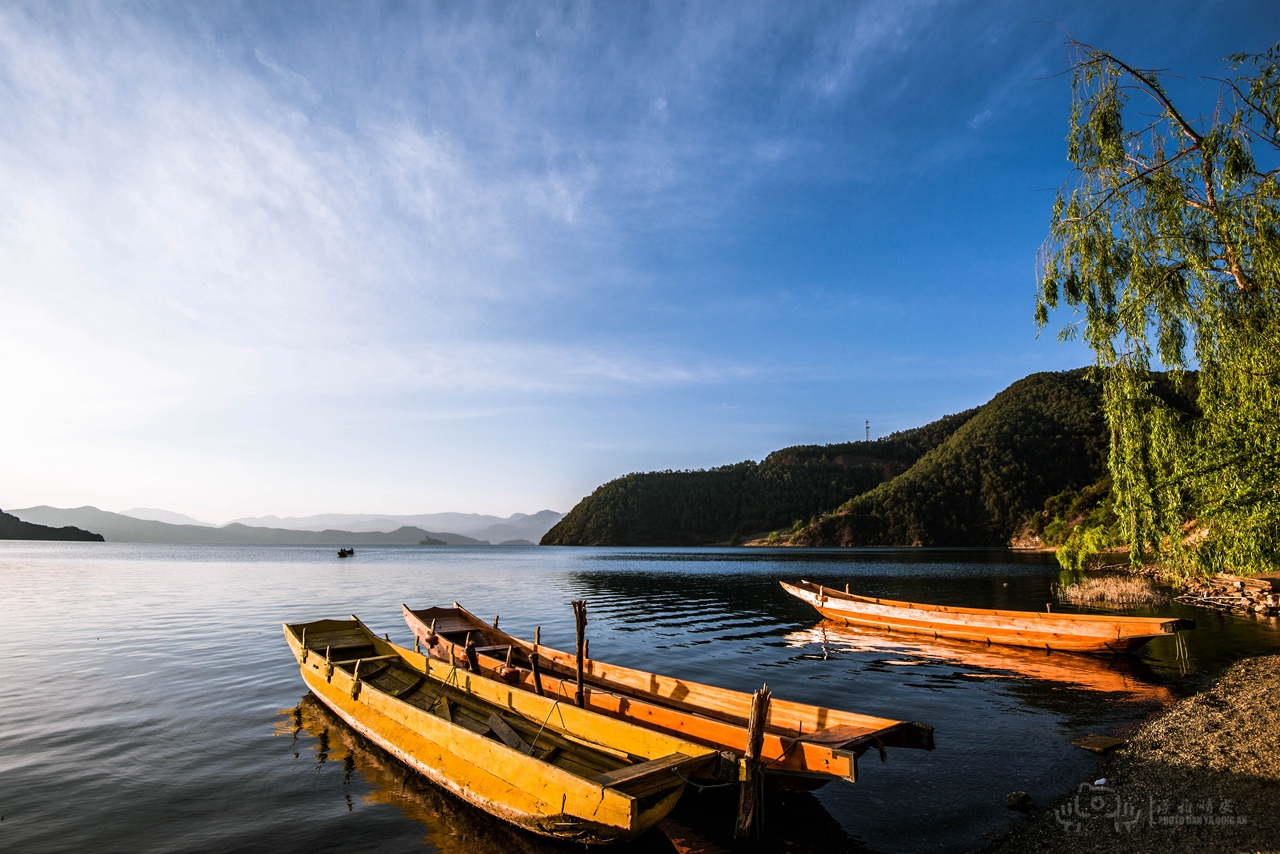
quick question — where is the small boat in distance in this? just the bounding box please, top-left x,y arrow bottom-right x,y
781,580 -> 1194,654
337,548 -> 354,558
284,616 -> 723,843
403,603 -> 934,787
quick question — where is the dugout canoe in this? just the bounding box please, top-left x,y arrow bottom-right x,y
781,580 -> 1194,654
284,616 -> 723,843
402,603 -> 934,785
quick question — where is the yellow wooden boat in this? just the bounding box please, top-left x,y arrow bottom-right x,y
782,580 -> 1194,654
284,616 -> 723,843
403,603 -> 934,786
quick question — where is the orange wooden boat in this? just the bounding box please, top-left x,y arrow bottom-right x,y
781,580 -> 1194,654
403,603 -> 934,786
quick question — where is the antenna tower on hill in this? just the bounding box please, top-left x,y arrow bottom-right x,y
865,420 -> 870,441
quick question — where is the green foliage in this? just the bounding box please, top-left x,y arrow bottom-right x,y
1057,522 -> 1126,571
1037,40 -> 1280,576
1027,476 -> 1115,545
793,371 -> 1109,546
542,459 -> 884,546
767,530 -> 782,545
766,409 -> 980,469
1030,477 -> 1127,569
541,414 -> 974,546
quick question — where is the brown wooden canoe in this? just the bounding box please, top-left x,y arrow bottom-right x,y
781,580 -> 1194,654
284,616 -> 722,843
403,603 -> 934,786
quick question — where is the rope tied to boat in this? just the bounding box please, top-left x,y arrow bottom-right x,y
527,699 -> 563,757
670,766 -> 737,791
420,662 -> 460,715
757,737 -> 799,769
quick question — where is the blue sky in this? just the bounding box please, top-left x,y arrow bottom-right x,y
1,1 -> 1275,522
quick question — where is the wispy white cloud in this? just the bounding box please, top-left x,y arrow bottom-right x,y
0,0 -> 1111,517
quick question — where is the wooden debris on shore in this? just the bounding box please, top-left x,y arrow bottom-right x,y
1176,573 -> 1280,616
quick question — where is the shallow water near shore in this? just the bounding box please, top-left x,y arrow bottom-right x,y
2,543 -> 1278,853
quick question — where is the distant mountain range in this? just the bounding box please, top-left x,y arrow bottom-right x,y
220,510 -> 563,544
10,506 -> 563,546
121,507 -> 216,527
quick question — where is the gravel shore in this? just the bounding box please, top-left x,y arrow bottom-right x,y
984,654 -> 1280,854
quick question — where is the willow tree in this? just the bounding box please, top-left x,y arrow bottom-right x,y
1037,41 -> 1280,576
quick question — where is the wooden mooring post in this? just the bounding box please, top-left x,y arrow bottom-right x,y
529,651 -> 545,696
529,626 -> 546,696
734,684 -> 771,843
571,600 -> 588,708
464,633 -> 480,672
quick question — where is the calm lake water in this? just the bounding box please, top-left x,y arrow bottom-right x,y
3,543 -> 1278,853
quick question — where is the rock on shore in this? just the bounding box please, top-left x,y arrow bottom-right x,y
986,654 -> 1280,854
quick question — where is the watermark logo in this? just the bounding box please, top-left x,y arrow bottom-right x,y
1054,782 -> 1248,832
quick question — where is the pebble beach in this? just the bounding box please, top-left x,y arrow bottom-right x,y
986,653 -> 1280,854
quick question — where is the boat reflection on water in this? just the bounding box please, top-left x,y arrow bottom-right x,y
784,620 -> 1174,702
277,694 -> 869,854
277,695 -> 676,854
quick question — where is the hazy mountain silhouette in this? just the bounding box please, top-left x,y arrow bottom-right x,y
120,507 -> 215,527
9,506 -> 492,545
225,510 -> 563,541
0,509 -> 104,541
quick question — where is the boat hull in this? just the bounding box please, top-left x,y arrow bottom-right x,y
781,581 -> 1193,654
403,604 -> 934,786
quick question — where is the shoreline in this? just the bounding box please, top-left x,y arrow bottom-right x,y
982,652 -> 1280,854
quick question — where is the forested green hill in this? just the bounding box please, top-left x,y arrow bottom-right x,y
544,369 -> 1132,548
540,402 -> 978,546
792,370 -> 1108,546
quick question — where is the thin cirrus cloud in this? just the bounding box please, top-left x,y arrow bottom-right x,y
0,6 -> 713,399
0,3 -> 927,377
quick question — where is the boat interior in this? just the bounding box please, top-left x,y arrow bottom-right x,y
292,619 -> 700,800
405,605 -> 935,757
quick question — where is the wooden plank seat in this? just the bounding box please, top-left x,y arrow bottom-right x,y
313,643 -> 377,659
589,753 -> 698,797
332,654 -> 401,666
303,630 -> 374,649
787,724 -> 878,748
349,660 -> 394,681
432,618 -> 480,633
487,713 -> 533,753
